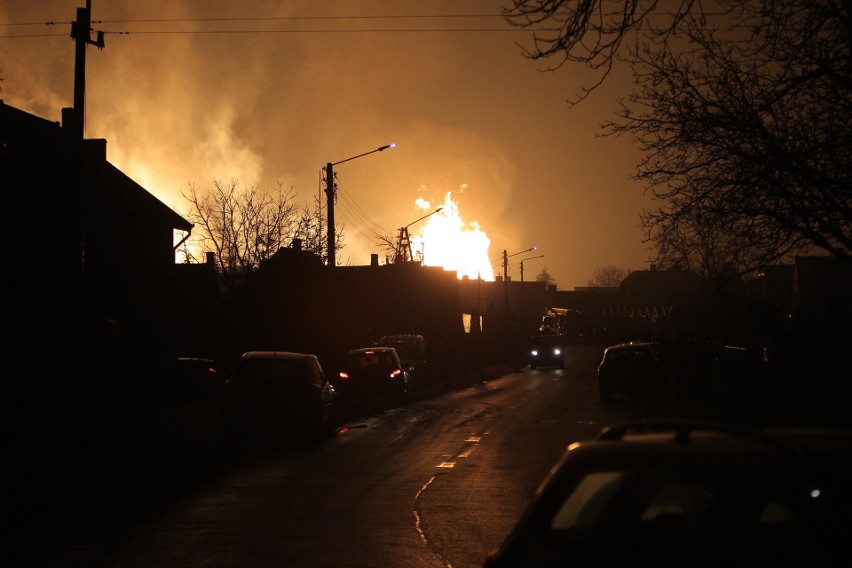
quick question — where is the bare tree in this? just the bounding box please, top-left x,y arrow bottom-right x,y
587,264 -> 629,287
606,1 -> 852,275
503,0 -> 701,106
182,180 -> 301,296
374,233 -> 398,265
505,1 -> 852,276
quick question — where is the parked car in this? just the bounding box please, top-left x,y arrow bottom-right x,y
529,335 -> 565,370
596,341 -> 668,402
376,334 -> 430,391
225,351 -> 337,444
484,419 -> 852,567
337,347 -> 408,403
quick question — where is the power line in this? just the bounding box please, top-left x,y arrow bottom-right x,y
335,178 -> 388,237
1,13 -> 537,39
89,14 -> 506,24
2,28 -> 526,39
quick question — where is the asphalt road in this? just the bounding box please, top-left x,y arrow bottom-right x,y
11,343 -> 645,568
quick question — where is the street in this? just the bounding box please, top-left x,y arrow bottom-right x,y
12,343 -> 641,568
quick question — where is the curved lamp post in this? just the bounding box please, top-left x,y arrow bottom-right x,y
520,254 -> 545,319
325,143 -> 395,267
503,246 -> 537,312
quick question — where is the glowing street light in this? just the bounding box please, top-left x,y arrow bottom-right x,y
325,143 -> 395,267
394,206 -> 443,264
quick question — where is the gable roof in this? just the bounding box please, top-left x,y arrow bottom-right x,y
1,100 -> 191,232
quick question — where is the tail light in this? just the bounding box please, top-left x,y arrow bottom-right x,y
390,369 -> 403,380
339,371 -> 350,380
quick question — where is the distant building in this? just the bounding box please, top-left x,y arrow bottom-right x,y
792,256 -> 852,335
230,247 -> 465,373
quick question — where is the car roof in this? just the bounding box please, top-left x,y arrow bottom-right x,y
557,420 -> 852,483
348,346 -> 397,354
604,341 -> 658,351
240,351 -> 317,361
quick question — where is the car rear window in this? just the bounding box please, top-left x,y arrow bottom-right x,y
236,358 -> 311,393
348,351 -> 396,368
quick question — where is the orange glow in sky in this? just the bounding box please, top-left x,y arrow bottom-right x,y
413,191 -> 495,281
2,1 -> 656,290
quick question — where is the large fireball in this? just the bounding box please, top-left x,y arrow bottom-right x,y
412,192 -> 494,280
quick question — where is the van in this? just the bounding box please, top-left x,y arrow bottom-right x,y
376,334 -> 430,391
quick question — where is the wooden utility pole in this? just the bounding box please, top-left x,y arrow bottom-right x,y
71,0 -> 104,139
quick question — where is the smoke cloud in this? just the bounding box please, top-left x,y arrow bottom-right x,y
2,0 -> 653,288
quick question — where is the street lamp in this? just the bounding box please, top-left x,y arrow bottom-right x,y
394,206 -> 443,264
520,255 -> 545,283
503,246 -> 537,312
520,254 -> 545,319
325,143 -> 395,267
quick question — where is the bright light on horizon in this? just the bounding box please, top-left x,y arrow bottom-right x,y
412,191 -> 494,280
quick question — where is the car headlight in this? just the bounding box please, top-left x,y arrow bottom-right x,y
531,349 -> 539,356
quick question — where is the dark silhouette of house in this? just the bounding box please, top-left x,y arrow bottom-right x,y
1,100 -> 192,355
792,256 -> 852,336
230,247 -> 466,381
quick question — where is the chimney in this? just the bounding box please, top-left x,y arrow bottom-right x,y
61,107 -> 76,133
371,253 -> 379,267
291,238 -> 302,251
206,251 -> 215,265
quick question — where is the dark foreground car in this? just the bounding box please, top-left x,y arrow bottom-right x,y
529,335 -> 565,369
337,347 -> 408,402
225,351 -> 337,445
484,420 -> 852,568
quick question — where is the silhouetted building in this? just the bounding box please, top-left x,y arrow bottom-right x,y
231,247 -> 465,376
793,256 -> 852,336
1,101 -> 192,353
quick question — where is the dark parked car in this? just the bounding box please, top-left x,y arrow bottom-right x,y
225,351 -> 337,444
529,335 -> 565,370
484,420 -> 852,567
596,341 -> 668,402
337,347 -> 408,402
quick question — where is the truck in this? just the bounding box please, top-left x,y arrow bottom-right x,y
539,307 -> 584,340
375,334 -> 430,391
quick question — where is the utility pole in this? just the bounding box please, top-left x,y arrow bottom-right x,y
325,162 -> 335,267
503,249 -> 509,312
502,246 -> 537,315
70,0 -> 104,140
324,143 -> 394,268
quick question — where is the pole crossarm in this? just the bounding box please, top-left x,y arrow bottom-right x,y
394,206 -> 443,264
